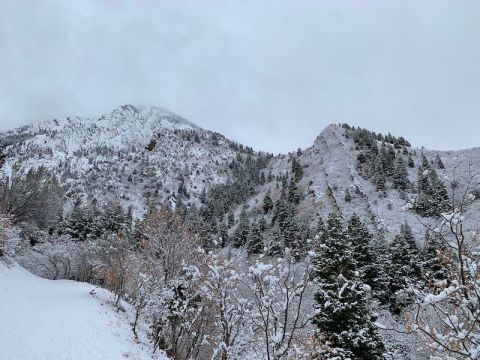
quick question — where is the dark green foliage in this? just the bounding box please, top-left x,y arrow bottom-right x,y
347,215 -> 387,302
415,166 -> 451,217
386,223 -> 422,314
199,154 -> 269,226
434,154 -> 445,169
311,212 -> 386,359
247,222 -> 263,255
374,154 -> 386,194
393,156 -> 410,191
287,180 -> 300,204
263,191 -> 273,214
291,157 -> 303,182
421,231 -> 450,293
233,209 -> 250,248
407,154 -> 415,168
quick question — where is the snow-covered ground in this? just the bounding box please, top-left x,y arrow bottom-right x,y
0,263 -> 165,360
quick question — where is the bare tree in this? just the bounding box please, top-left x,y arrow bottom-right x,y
406,167 -> 480,359
243,250 -> 314,360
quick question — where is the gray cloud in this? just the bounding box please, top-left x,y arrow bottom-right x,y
1,0 -> 479,153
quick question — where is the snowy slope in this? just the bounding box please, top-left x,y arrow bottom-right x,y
243,124 -> 480,243
0,263 -> 166,360
0,105 -> 253,216
2,104 -> 479,243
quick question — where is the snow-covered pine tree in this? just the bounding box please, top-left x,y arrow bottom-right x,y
247,222 -> 263,255
428,169 -> 451,216
386,222 -> 422,313
393,155 -> 410,191
233,208 -> 250,248
311,212 -> 386,359
291,157 -> 303,182
346,215 -> 387,301
374,154 -> 386,194
434,154 -> 445,169
263,191 -> 274,214
421,230 -> 451,294
287,179 -> 300,204
421,152 -> 430,170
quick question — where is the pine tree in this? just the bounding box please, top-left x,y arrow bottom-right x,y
386,222 -> 422,314
282,217 -> 304,260
429,170 -> 451,216
421,152 -> 430,170
233,209 -> 250,248
374,154 -> 386,194
407,154 -> 415,168
287,180 -> 300,204
393,155 -> 410,191
346,215 -> 385,299
263,191 -> 274,214
434,154 -> 445,169
311,212 -> 386,359
421,231 -> 450,294
247,223 -> 263,255
291,157 -> 303,182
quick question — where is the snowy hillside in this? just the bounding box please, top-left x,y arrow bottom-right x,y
0,263 -> 166,360
2,108 -> 480,359
239,123 -> 480,243
0,104 -> 256,216
1,106 -> 479,243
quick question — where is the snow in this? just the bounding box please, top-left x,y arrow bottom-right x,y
0,263 -> 166,360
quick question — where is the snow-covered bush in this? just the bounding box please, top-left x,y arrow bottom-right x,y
0,213 -> 21,260
17,233 -> 89,280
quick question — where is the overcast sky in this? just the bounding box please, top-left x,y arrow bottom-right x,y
1,0 -> 479,153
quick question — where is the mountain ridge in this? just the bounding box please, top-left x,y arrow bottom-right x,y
1,104 -> 479,245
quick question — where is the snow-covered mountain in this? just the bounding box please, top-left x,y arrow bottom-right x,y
0,105 -> 258,216
2,105 -> 480,359
1,104 -> 479,241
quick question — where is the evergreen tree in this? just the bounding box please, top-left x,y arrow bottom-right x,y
386,223 -> 422,314
247,222 -> 263,255
429,170 -> 451,216
291,157 -> 303,182
374,154 -> 386,194
393,156 -> 410,191
421,152 -> 430,170
311,212 -> 386,359
407,154 -> 415,168
267,230 -> 283,257
346,215 -> 385,298
287,180 -> 300,204
233,209 -> 250,248
263,191 -> 274,214
421,231 -> 450,294
434,154 -> 445,169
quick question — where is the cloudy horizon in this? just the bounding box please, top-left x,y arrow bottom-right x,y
1,0 -> 479,153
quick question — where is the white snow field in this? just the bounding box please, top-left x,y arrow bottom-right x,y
0,263 -> 165,360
